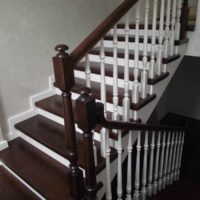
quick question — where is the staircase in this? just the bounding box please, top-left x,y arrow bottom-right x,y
0,0 -> 196,199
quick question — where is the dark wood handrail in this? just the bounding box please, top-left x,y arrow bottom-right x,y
70,0 -> 138,65
96,102 -> 185,132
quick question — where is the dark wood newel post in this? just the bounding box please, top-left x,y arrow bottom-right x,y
52,44 -> 85,199
76,87 -> 99,200
180,0 -> 189,40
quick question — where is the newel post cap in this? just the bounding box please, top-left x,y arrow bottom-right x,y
55,44 -> 69,58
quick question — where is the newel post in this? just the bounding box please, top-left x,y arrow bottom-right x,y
180,0 -> 189,40
52,44 -> 85,199
76,87 -> 99,200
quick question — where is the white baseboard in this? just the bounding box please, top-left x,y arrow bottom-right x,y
0,140 -> 9,151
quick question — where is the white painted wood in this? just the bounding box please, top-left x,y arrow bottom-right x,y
85,54 -> 91,87
149,0 -> 158,79
167,132 -> 175,185
174,132 -> 182,181
134,131 -> 141,200
153,131 -> 161,195
175,0 -> 182,54
141,0 -> 149,99
170,0 -> 178,56
105,129 -> 112,200
100,38 -> 107,157
163,131 -> 171,189
163,0 -> 172,73
141,131 -> 148,200
0,126 -> 8,151
148,131 -> 155,196
177,132 -> 185,180
112,24 -> 119,121
158,131 -> 166,191
156,0 -> 165,76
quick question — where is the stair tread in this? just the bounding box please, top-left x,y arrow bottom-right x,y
117,23 -> 160,30
0,138 -> 73,200
76,61 -> 169,85
104,34 -> 159,44
15,115 -> 117,174
0,165 -> 39,200
89,46 -> 151,61
73,77 -> 156,110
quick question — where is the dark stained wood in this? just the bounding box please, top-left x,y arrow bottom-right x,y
117,23 -> 160,30
53,44 -> 85,200
104,35 -> 159,44
162,54 -> 181,64
0,138 -> 74,200
76,88 -> 98,199
186,24 -> 195,31
0,166 -> 39,200
148,72 -> 169,85
96,103 -> 185,132
14,115 -> 117,174
175,38 -> 189,46
180,0 -> 189,40
89,47 -> 151,62
70,0 -> 138,65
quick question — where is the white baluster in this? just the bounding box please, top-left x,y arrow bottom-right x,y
163,131 -> 171,189
93,134 -> 98,166
171,132 -> 179,183
134,131 -> 141,200
113,24 -> 119,121
141,0 -> 149,99
153,131 -> 161,195
158,131 -> 166,191
174,132 -> 182,181
100,39 -> 107,157
124,12 -> 132,200
167,132 -> 175,185
105,129 -> 112,200
175,0 -> 182,54
148,131 -> 155,196
170,0 -> 178,56
163,0 -> 172,73
141,131 -> 148,200
177,131 -> 185,180
123,13 -> 130,122
149,0 -> 158,80
85,54 -> 91,87
126,131 -> 133,200
156,0 -> 165,76
132,2 -> 140,121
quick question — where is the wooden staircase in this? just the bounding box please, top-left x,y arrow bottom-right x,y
0,0 -> 194,199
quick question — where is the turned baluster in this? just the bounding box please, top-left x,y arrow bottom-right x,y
134,131 -> 142,200
149,0 -> 158,85
141,131 -> 149,200
76,87 -> 99,200
85,54 -> 91,88
163,0 -> 172,73
153,131 -> 161,195
156,0 -> 165,76
148,131 -> 155,196
180,0 -> 189,40
53,44 -> 85,199
132,2 -> 140,121
175,0 -> 183,54
158,132 -> 166,191
141,0 -> 149,99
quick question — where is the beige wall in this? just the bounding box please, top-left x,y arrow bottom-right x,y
0,0 -> 118,136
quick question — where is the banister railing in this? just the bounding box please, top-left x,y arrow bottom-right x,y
52,0 -> 190,199
76,88 -> 186,200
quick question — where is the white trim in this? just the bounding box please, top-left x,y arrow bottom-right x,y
6,75 -> 56,141
0,140 -> 8,151
0,162 -> 46,200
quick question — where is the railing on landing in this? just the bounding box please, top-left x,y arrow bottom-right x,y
52,0 -> 189,199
